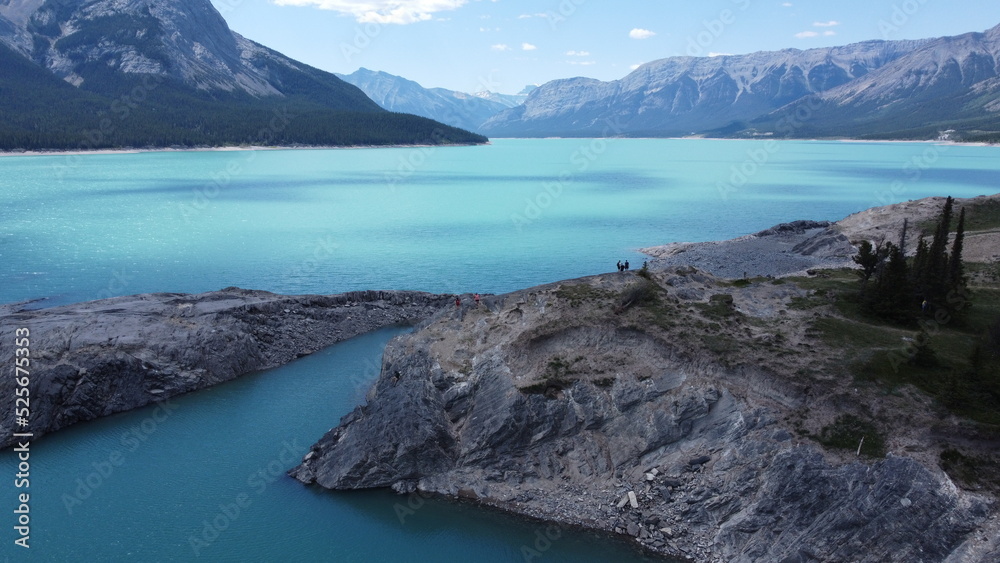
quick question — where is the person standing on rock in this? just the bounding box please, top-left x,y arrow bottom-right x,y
474,293 -> 481,307
617,260 -> 622,272
455,296 -> 461,308
624,260 -> 630,270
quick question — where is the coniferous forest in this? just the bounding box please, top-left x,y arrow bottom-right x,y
852,197 -> 1000,420
0,43 -> 487,151
855,197 -> 970,325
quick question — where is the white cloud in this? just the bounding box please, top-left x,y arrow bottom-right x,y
272,0 -> 467,25
567,60 -> 596,66
782,2 -> 793,6
824,30 -> 836,36
629,28 -> 656,40
521,42 -> 537,51
794,31 -> 819,38
517,13 -> 548,19
566,50 -> 591,56
813,20 -> 840,27
708,52 -> 733,57
491,43 -> 511,51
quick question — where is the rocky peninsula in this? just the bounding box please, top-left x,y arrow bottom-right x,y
292,194 -> 1000,562
0,289 -> 450,448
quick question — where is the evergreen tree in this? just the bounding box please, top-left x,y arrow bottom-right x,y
912,236 -> 930,300
922,196 -> 954,307
910,329 -> 938,367
867,242 -> 914,323
947,207 -> 967,299
853,240 -> 879,282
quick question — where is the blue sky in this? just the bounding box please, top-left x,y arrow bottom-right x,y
210,0 -> 1000,94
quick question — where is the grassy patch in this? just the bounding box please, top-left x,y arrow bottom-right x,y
520,355 -> 588,397
695,293 -> 737,320
963,198 -> 1000,232
811,317 -> 907,350
784,271 -> 870,316
818,414 -> 886,458
785,268 -> 858,292
788,295 -> 825,310
963,288 -> 1000,330
555,284 -> 613,307
616,279 -> 661,312
703,334 -> 739,356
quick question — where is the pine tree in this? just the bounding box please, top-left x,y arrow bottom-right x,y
924,196 -> 954,306
947,207 -> 967,300
912,236 -> 930,303
868,242 -> 914,323
854,240 -> 879,282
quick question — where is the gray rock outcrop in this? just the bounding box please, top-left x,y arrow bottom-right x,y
0,288 -> 450,448
292,272 -> 997,562
641,220 -> 856,278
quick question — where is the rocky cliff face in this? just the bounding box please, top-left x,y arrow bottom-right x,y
0,288 -> 450,448
292,270 -> 999,562
0,0 -> 382,106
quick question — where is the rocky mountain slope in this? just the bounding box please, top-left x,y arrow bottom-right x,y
751,25 -> 1000,139
0,0 -> 486,149
336,68 -> 511,133
481,24 -> 1000,140
0,288 -> 450,448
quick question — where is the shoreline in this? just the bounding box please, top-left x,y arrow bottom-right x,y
0,141 -> 490,158
493,136 -> 996,147
1,137 -> 995,157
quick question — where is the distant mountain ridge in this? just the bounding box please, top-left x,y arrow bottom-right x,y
335,68 -> 511,133
0,0 -> 485,150
481,23 -> 1000,141
337,68 -> 533,133
473,85 -> 536,108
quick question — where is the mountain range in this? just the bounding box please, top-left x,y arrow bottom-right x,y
0,0 -> 485,150
2,1 -> 999,147
480,23 -> 1000,141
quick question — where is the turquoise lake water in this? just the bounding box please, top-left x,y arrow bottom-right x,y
1,139 -> 999,561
